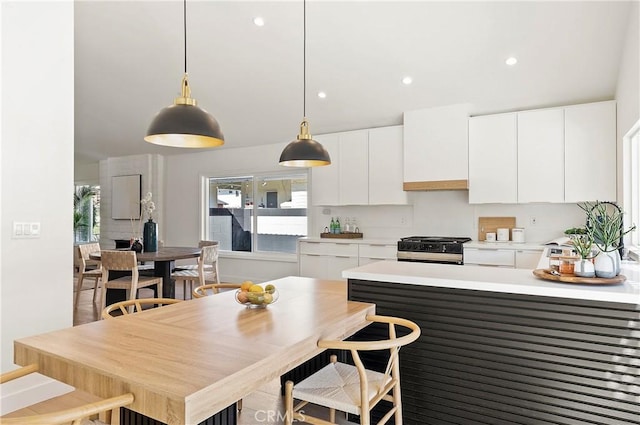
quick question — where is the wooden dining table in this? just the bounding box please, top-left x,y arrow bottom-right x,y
13,277 -> 375,425
91,246 -> 201,299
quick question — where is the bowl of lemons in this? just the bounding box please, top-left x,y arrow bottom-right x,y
235,282 -> 279,309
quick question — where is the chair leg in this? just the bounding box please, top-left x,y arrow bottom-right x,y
74,274 -> 86,309
100,284 -> 108,318
237,398 -> 242,412
92,276 -> 101,303
284,381 -> 294,425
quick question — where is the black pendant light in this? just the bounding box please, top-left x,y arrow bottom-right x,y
279,0 -> 330,167
145,0 -> 224,148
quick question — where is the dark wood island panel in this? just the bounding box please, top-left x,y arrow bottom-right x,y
348,278 -> 639,425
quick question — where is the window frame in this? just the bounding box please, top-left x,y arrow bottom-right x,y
622,119 -> 640,260
200,170 -> 309,261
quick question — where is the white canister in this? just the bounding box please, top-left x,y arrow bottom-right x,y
485,232 -> 496,242
512,227 -> 525,243
497,228 -> 510,242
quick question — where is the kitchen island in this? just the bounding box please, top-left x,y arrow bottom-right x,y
343,260 -> 639,425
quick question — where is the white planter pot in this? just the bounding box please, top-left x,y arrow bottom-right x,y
574,259 -> 595,278
594,248 -> 621,278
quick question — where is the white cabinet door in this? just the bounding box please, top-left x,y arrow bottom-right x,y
368,126 -> 408,204
311,134 -> 340,206
327,256 -> 359,280
564,101 -> 616,202
339,130 -> 369,205
464,248 -> 515,267
299,254 -> 328,279
404,104 -> 470,188
468,113 -> 518,204
358,243 -> 397,266
515,250 -> 543,269
518,108 -> 564,203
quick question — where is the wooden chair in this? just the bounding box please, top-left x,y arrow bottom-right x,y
171,244 -> 220,299
74,243 -> 103,308
173,240 -> 219,272
192,283 -> 242,298
284,314 -> 421,425
99,250 -> 163,314
0,363 -> 133,425
101,297 -> 183,319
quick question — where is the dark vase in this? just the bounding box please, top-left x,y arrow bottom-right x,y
143,219 -> 158,252
131,239 -> 143,253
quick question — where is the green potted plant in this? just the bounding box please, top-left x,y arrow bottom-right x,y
571,234 -> 595,277
578,201 -> 636,278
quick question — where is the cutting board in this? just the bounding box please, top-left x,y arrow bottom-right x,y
478,216 -> 516,241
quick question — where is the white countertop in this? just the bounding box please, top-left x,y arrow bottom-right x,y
299,237 -> 397,245
465,241 -> 546,250
342,259 -> 640,305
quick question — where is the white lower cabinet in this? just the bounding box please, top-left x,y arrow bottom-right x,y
464,248 -> 515,267
358,243 -> 397,266
515,250 -> 543,269
299,241 -> 359,280
465,247 -> 543,269
299,240 -> 396,278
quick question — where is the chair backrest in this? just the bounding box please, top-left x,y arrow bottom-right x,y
200,244 -> 219,267
100,250 -> 137,271
193,283 -> 242,298
318,314 -> 420,410
1,364 -> 134,425
102,297 -> 182,319
77,243 -> 101,270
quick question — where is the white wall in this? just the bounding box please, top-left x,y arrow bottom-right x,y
1,0 -> 75,412
99,154 -> 163,249
74,162 -> 100,185
615,1 -> 639,205
164,143 -> 299,282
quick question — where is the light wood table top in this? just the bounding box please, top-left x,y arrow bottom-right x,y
14,277 -> 375,425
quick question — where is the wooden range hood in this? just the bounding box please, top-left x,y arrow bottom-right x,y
403,179 -> 468,191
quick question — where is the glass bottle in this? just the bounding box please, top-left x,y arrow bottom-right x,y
335,217 -> 341,234
351,217 -> 358,233
330,217 -> 336,234
344,217 -> 351,233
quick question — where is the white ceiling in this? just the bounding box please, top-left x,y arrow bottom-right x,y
74,0 -> 635,165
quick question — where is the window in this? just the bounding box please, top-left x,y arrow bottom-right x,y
74,185 -> 100,243
623,119 -> 639,257
204,173 -> 308,254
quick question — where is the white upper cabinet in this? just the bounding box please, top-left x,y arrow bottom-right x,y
310,134 -> 340,206
564,101 -> 616,202
468,113 -> 518,203
368,126 -> 408,204
517,108 -> 565,203
469,100 -> 616,204
311,126 -> 407,206
403,103 -> 471,190
339,130 -> 369,205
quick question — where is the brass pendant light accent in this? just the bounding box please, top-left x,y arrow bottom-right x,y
145,0 -> 224,148
279,0 -> 330,167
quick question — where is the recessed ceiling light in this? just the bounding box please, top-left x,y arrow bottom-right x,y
317,91 -> 327,99
253,17 -> 265,27
505,57 -> 518,66
402,76 -> 413,85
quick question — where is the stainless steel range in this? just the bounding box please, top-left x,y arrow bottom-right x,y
397,236 -> 472,265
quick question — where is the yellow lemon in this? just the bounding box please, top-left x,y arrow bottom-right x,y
249,284 -> 264,293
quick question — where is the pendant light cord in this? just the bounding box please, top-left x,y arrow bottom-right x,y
184,0 -> 188,74
303,0 -> 306,118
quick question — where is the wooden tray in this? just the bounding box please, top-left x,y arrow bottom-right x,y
320,232 -> 363,239
532,269 -> 626,285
